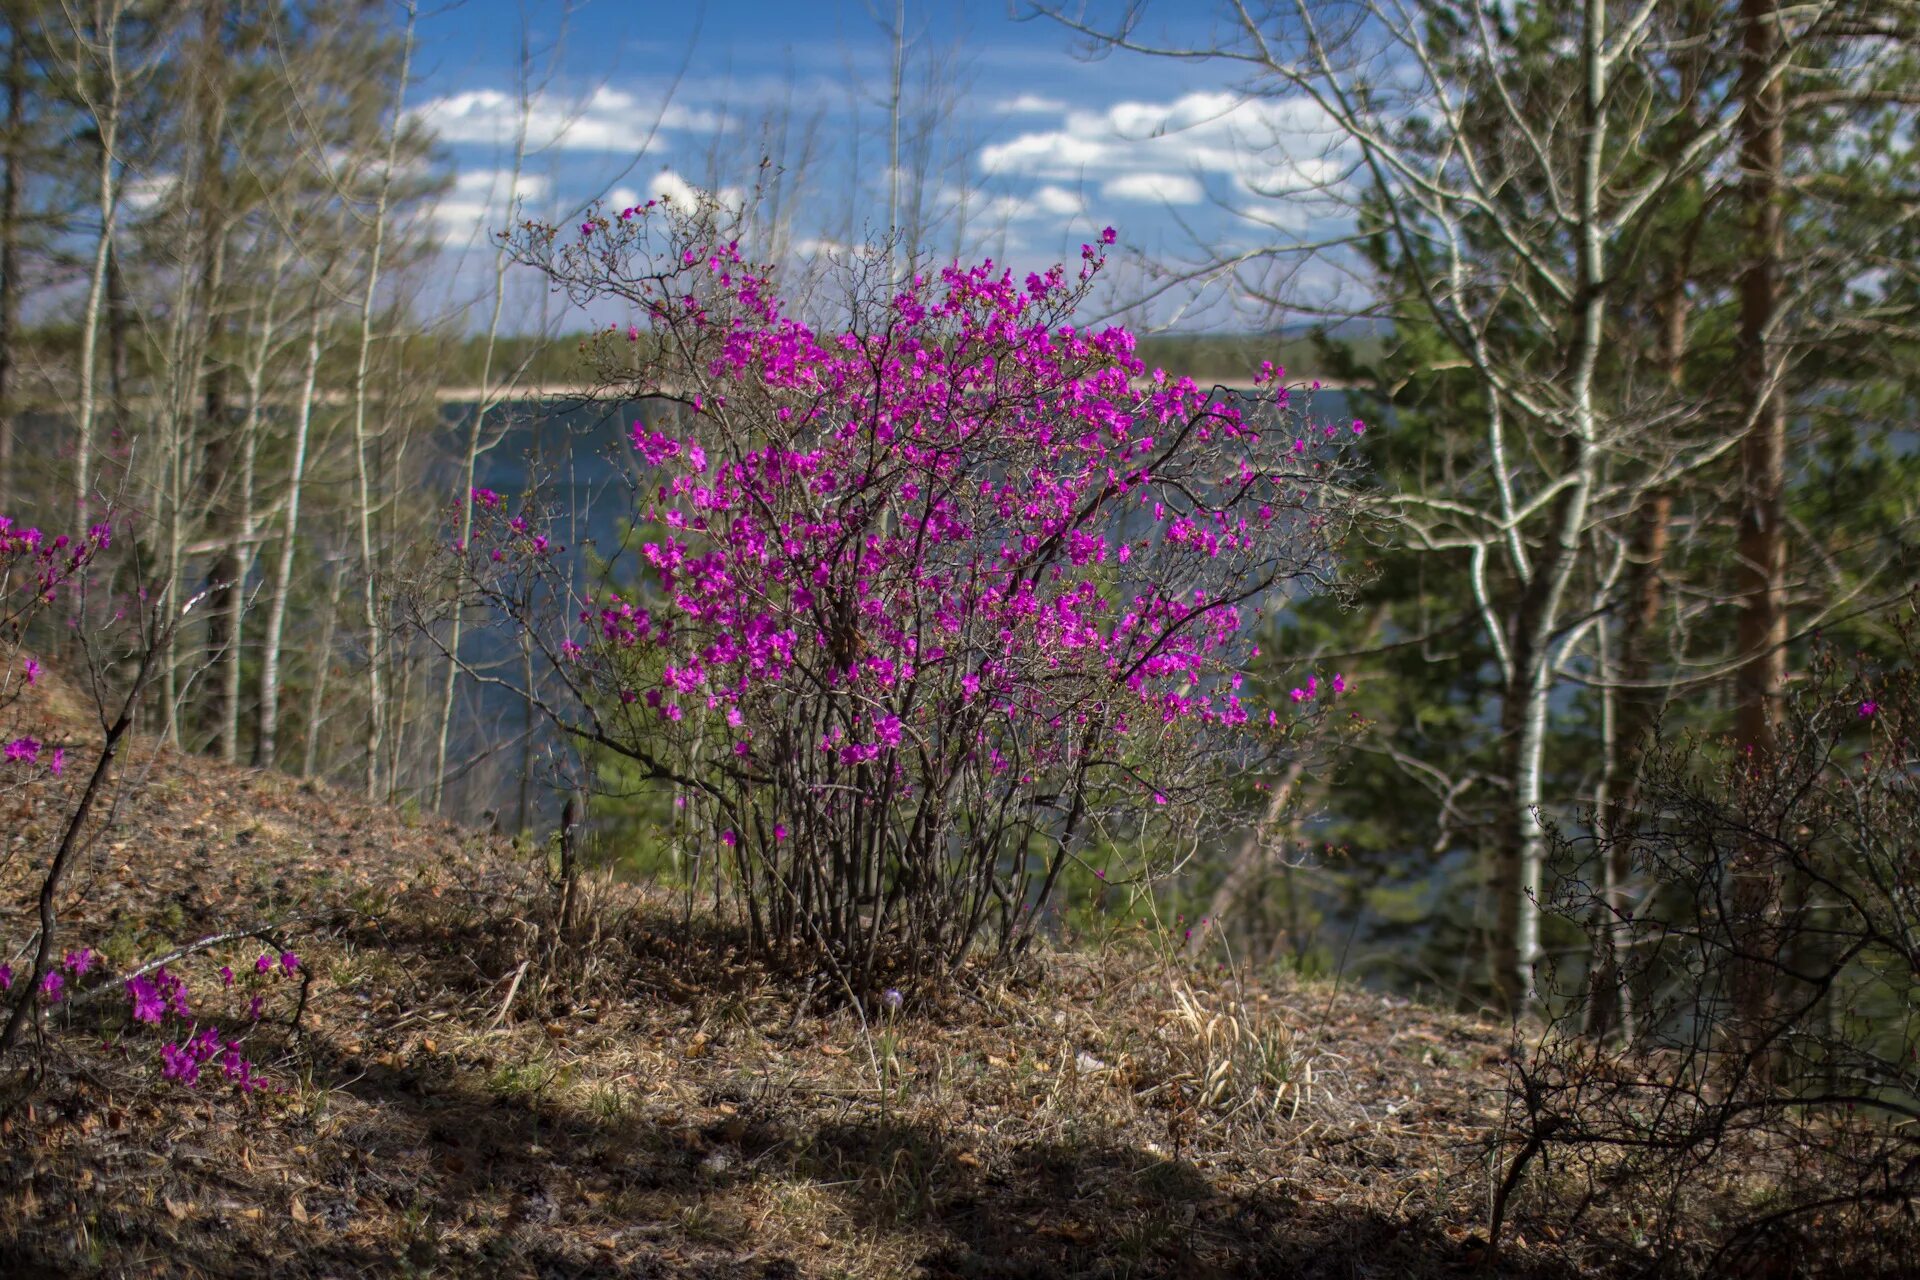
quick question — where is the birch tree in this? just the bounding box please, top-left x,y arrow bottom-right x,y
345,0 -> 415,801
1044,0 -> 1738,1010
59,0 -> 141,524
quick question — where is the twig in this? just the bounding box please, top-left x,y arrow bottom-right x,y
490,959 -> 530,1030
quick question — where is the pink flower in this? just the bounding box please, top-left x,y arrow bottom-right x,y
38,970 -> 63,1002
22,657 -> 40,684
48,748 -> 63,778
5,735 -> 40,763
720,829 -> 737,847
161,1041 -> 201,1084
126,975 -> 166,1024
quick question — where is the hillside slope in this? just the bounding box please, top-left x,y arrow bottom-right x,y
0,694 -> 1563,1279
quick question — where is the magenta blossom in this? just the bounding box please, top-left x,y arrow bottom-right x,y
126,975 -> 166,1025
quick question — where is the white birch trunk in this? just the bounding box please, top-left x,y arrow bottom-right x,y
255,300 -> 323,767
70,2 -> 124,524
348,0 -> 416,801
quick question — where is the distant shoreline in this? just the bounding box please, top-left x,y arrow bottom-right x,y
432,377 -> 1355,403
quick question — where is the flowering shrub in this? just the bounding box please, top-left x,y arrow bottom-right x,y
461,202 -> 1363,984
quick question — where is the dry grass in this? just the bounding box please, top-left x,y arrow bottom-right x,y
1,687 -> 1585,1277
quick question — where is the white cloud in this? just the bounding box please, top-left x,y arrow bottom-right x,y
431,169 -> 550,244
1032,184 -> 1085,216
650,169 -> 700,208
1100,172 -> 1204,205
122,173 -> 175,212
994,92 -> 1068,114
631,168 -> 744,213
977,90 -> 1344,206
412,85 -> 720,154
792,235 -> 852,258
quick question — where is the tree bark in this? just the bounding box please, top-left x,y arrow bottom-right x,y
348,0 -> 416,801
431,106 -> 528,813
0,16 -> 25,516
195,0 -> 237,761
1729,0 -> 1788,1068
1490,0 -> 1609,1017
72,1 -> 124,528
1584,247 -> 1691,1043
255,303 -> 321,767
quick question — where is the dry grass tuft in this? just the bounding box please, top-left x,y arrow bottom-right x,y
1164,977 -> 1322,1124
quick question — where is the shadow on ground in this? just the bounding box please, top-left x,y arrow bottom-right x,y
4,882 -> 1571,1279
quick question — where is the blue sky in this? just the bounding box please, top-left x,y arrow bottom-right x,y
406,1 -> 1351,332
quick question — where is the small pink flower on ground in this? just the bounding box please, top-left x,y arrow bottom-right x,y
1859,700 -> 1879,718
38,970 -> 63,1002
161,1041 -> 200,1085
126,976 -> 165,1024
